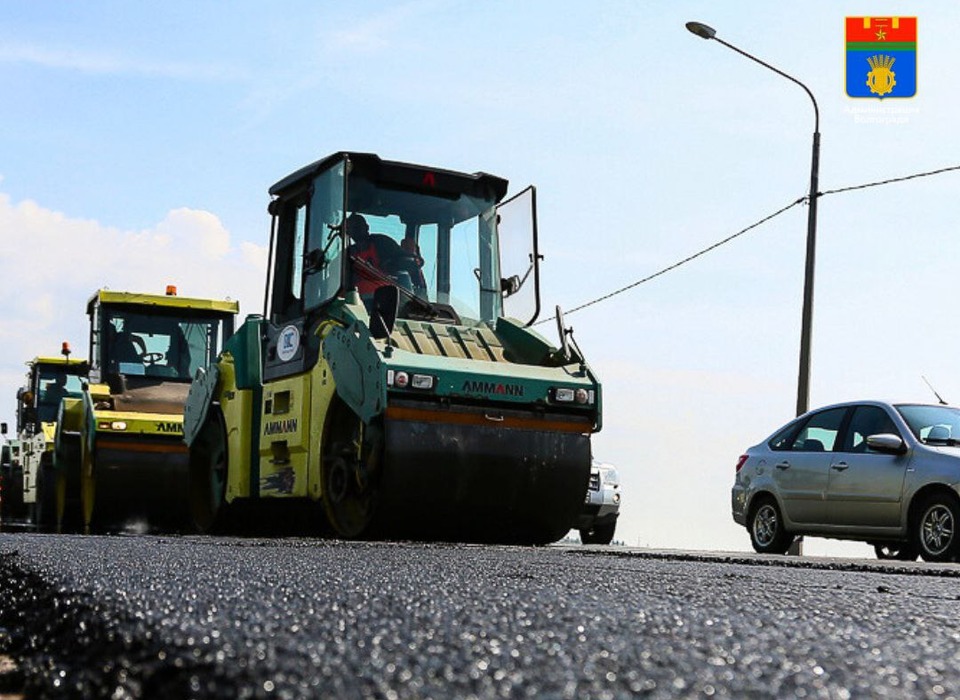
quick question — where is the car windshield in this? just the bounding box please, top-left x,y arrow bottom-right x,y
895,404 -> 960,443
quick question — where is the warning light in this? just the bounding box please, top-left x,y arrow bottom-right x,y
61,341 -> 71,358
166,285 -> 178,296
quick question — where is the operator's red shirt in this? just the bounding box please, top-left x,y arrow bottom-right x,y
352,241 -> 387,295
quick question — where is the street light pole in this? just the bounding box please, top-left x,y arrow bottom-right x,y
685,21 -> 821,418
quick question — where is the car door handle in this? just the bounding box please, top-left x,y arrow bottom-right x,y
831,462 -> 849,471
775,461 -> 790,470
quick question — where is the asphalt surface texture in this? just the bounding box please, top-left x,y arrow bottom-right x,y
2,535 -> 960,699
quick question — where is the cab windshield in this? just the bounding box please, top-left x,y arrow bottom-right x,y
346,176 -> 502,326
35,367 -> 85,422
102,308 -> 231,381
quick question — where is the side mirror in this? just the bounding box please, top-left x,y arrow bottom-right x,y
501,275 -> 521,298
303,248 -> 326,274
369,285 -> 399,339
0,422 -> 6,435
866,433 -> 906,454
555,305 -> 570,361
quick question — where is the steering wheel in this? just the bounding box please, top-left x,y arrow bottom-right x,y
141,351 -> 164,365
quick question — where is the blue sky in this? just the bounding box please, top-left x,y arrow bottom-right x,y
1,1 -> 958,556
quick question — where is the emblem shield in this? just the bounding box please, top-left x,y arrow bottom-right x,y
846,17 -> 917,98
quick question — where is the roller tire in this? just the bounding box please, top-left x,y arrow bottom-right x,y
188,409 -> 229,534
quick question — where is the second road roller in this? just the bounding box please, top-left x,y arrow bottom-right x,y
55,287 -> 238,532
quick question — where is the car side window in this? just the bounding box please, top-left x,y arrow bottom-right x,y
769,422 -> 800,451
842,405 -> 900,452
789,407 -> 847,452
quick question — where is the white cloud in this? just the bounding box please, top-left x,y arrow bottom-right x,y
0,192 -> 266,419
155,208 -> 231,259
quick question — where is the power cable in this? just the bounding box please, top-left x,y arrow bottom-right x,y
550,163 -> 960,321
541,196 -> 804,321
820,164 -> 960,198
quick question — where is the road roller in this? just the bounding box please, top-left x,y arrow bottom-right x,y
55,287 -> 238,533
6,347 -> 88,531
184,152 -> 602,544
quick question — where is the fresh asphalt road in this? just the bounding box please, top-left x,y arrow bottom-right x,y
2,535 -> 960,699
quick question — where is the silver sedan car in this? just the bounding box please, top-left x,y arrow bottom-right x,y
732,400 -> 960,562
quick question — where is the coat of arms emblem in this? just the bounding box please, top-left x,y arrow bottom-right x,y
846,17 -> 917,98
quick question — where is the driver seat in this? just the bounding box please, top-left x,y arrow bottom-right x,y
112,332 -> 142,365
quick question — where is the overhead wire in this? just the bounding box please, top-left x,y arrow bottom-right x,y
549,163 -> 960,321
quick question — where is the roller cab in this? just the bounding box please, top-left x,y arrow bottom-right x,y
56,287 -> 237,533
185,153 -> 602,543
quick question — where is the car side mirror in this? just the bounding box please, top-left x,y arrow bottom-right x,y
0,422 -> 6,435
866,433 -> 906,454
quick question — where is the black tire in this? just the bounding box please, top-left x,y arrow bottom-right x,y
748,496 -> 793,554
188,409 -> 229,534
320,401 -> 379,539
56,434 -> 83,533
873,542 -> 918,561
34,461 -> 58,533
580,522 -> 616,545
913,493 -> 960,563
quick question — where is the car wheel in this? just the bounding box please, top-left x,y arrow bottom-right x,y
748,496 -> 793,554
580,522 -> 616,545
913,494 -> 960,562
873,543 -> 918,561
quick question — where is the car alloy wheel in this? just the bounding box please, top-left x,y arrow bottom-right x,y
749,497 -> 792,554
922,505 -> 954,557
915,495 -> 960,562
753,504 -> 778,547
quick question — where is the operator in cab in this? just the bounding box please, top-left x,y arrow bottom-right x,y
346,213 -> 392,298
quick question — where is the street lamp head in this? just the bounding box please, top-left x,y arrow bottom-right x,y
685,21 -> 717,40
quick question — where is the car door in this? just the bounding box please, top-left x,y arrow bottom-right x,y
773,407 -> 848,525
825,404 -> 909,528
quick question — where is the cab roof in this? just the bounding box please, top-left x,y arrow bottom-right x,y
87,290 -> 239,316
268,151 -> 510,204
29,357 -> 90,370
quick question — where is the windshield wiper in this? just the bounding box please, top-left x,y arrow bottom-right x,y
350,256 -> 455,323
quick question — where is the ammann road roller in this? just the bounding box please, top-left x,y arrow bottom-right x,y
185,152 -> 602,543
56,287 -> 237,532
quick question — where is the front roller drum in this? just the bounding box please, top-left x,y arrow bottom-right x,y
83,436 -> 192,534
376,403 -> 593,544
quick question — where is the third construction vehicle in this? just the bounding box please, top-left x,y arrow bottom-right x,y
55,287 -> 238,532
184,152 -> 602,543
9,348 -> 88,530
